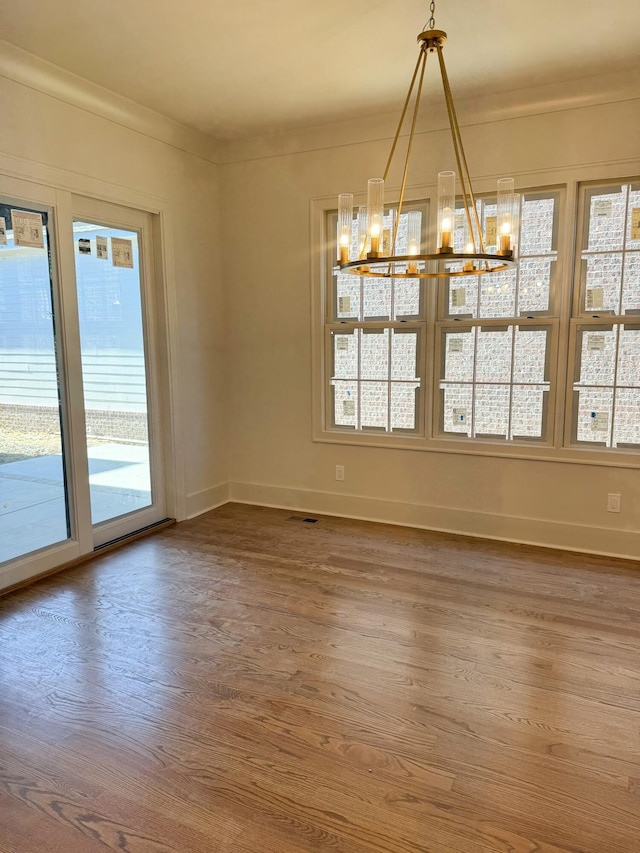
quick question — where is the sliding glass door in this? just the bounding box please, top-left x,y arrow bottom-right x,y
72,217 -> 156,534
0,202 -> 71,563
0,183 -> 167,587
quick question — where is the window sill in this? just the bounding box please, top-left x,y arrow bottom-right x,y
313,428 -> 640,469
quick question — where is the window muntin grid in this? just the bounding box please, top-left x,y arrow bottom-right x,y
570,182 -> 640,451
571,323 -> 640,449
444,191 -> 560,320
439,325 -> 551,440
579,183 -> 640,316
330,326 -> 421,433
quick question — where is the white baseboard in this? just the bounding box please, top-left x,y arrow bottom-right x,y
227,481 -> 640,562
184,482 -> 230,520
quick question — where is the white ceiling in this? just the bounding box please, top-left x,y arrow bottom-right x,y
3,0 -> 640,141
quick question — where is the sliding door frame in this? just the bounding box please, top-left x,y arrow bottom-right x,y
0,162 -> 183,591
72,196 -> 167,546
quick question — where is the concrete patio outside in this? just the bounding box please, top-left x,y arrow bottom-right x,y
0,443 -> 151,563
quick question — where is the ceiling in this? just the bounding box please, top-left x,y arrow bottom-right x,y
3,0 -> 640,141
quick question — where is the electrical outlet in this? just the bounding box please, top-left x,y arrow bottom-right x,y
335,465 -> 345,481
607,493 -> 621,513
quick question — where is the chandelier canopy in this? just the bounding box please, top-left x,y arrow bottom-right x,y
336,1 -> 518,280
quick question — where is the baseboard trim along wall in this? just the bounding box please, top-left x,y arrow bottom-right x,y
184,482 -> 230,520
226,481 -> 640,563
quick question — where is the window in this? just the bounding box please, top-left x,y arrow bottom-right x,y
319,176 -> 640,463
569,182 -> 640,449
327,201 -> 427,433
437,190 -> 560,442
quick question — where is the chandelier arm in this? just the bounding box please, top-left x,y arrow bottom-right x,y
390,48 -> 428,262
383,46 -> 427,183
436,46 -> 489,265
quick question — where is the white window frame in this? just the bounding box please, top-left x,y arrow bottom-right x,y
564,178 -> 640,452
433,187 -> 563,447
324,198 -> 428,436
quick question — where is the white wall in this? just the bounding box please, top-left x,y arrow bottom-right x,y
0,47 -> 227,519
221,76 -> 640,559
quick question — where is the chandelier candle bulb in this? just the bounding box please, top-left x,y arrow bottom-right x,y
497,178 -> 518,257
407,210 -> 421,274
366,178 -> 385,258
337,194 -> 354,264
437,171 -> 455,253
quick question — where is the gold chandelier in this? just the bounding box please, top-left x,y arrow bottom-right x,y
336,1 -> 519,279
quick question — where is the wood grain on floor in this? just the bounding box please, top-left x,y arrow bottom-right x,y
1,502 -> 639,852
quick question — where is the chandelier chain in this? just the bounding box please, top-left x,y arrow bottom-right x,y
428,0 -> 436,30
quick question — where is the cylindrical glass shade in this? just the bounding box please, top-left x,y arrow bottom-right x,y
497,178 -> 518,256
407,210 -> 421,255
407,210 -> 421,273
357,205 -> 368,259
337,193 -> 353,264
437,171 -> 455,251
366,178 -> 384,257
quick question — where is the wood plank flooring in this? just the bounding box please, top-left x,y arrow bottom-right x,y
1,502 -> 639,853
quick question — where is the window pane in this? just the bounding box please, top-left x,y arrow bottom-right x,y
513,327 -> 547,384
479,268 -> 516,318
583,254 -> 623,314
474,385 -> 510,437
391,383 -> 418,430
0,208 -> 71,562
517,257 -> 554,315
391,330 -> 418,380
361,382 -> 388,428
394,277 -> 421,319
511,385 -> 546,438
447,277 -> 478,317
441,384 -> 473,436
475,327 -> 512,383
575,387 -> 613,444
442,330 -> 474,382
613,388 -> 640,447
617,326 -> 640,386
586,187 -> 626,253
363,278 -> 391,320
390,209 -> 407,255
625,185 -> 640,251
480,201 -> 498,253
520,196 -> 556,255
575,327 -> 617,386
622,253 -> 640,314
74,223 -> 153,526
333,381 -> 357,428
336,275 -> 360,319
361,329 -> 388,380
332,331 -> 357,379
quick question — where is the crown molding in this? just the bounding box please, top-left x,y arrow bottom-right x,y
218,67 -> 640,166
0,39 -> 222,165
2,37 -> 638,170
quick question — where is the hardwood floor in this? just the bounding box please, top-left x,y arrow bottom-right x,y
1,502 -> 639,853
